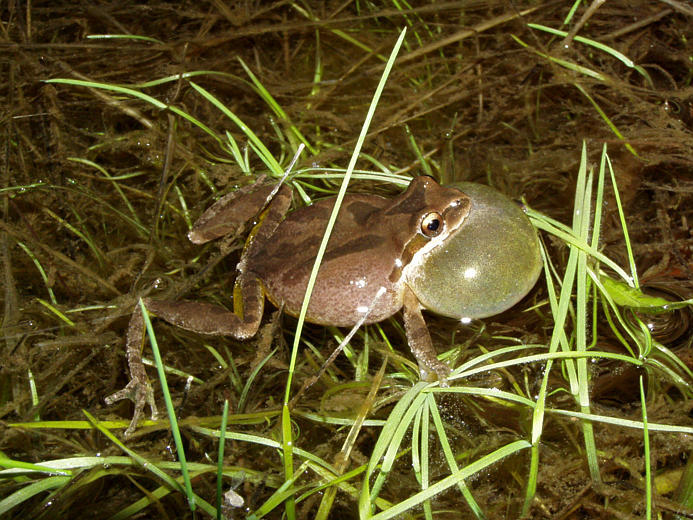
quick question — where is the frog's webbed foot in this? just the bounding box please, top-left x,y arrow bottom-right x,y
105,303 -> 159,437
402,286 -> 452,387
105,376 -> 158,437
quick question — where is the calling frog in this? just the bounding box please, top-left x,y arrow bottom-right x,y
106,176 -> 542,435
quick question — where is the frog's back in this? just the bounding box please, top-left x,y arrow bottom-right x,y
247,194 -> 404,327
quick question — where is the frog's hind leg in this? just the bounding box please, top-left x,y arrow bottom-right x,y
107,181 -> 291,436
106,274 -> 265,436
104,303 -> 158,437
143,274 -> 264,339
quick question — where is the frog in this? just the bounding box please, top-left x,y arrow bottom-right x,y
106,175 -> 474,435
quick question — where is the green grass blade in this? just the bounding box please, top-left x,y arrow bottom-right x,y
640,376 -> 652,519
139,299 -> 196,511
574,83 -> 639,157
527,23 -> 654,87
369,440 -> 531,519
17,243 -> 57,305
283,27 -> 407,518
0,476 -> 71,516
575,146 -> 600,483
217,399 -> 229,520
188,82 -> 284,175
237,57 -> 316,155
427,394 -> 485,519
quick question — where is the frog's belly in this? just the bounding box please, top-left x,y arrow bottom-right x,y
247,193 -> 407,327
259,265 -> 403,327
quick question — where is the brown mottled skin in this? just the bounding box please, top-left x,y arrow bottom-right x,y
253,192 -> 451,326
106,176 -> 471,436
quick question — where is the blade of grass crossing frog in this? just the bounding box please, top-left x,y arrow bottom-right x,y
285,28 -> 408,519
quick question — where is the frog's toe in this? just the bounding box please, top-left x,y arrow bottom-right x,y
436,373 -> 450,388
434,364 -> 451,387
105,379 -> 158,437
418,361 -> 451,386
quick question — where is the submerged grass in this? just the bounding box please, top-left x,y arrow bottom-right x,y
6,97 -> 691,518
2,2 -> 693,519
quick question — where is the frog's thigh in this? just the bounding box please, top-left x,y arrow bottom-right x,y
401,286 -> 451,382
143,275 -> 264,339
189,181 -> 290,244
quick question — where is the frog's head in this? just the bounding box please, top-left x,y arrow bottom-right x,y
385,176 -> 471,282
405,182 -> 542,321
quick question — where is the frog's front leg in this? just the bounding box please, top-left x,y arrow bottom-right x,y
402,286 -> 451,384
106,273 -> 265,436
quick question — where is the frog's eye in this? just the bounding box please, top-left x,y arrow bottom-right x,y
420,212 -> 443,237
